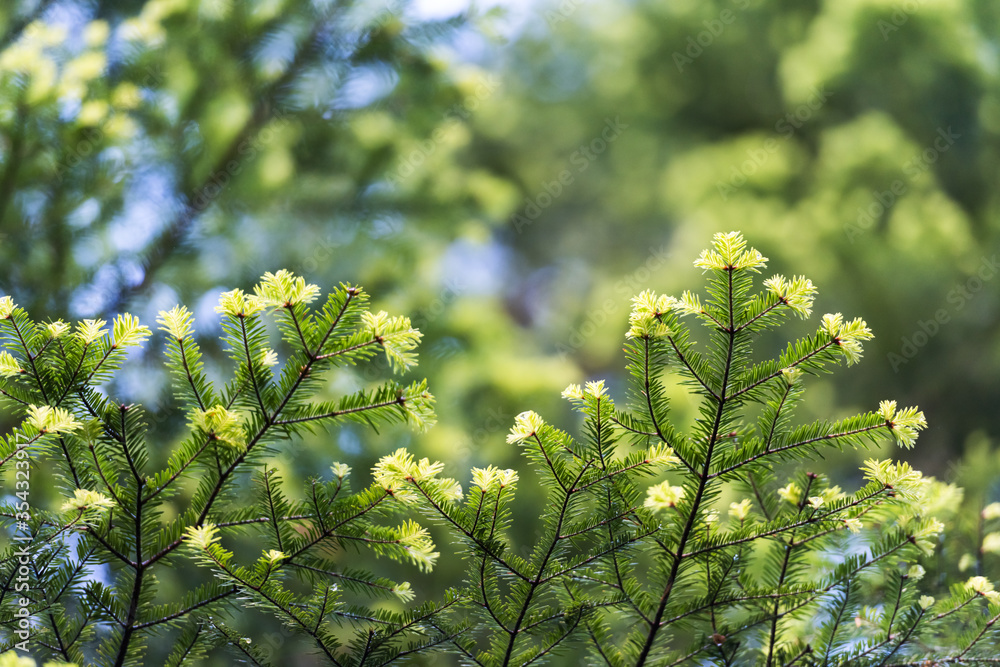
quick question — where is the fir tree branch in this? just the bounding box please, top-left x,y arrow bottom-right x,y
272,397 -> 408,426
762,381 -> 795,452
206,617 -> 265,666
878,607 -> 926,667
695,307 -> 727,331
540,525 -> 659,584
214,513 -> 312,528
314,338 -> 380,361
748,470 -> 774,522
114,505 -> 147,664
574,460 -> 661,494
285,305 -> 311,352
81,525 -> 134,567
281,490 -> 393,563
499,464 -> 590,665
659,587 -> 813,630
882,576 -> 907,644
379,628 -> 466,667
83,343 -> 118,387
182,293 -> 361,541
954,608 -> 1000,659
374,598 -> 467,663
87,440 -> 130,512
177,338 -> 208,411
683,487 -> 886,558
78,389 -> 123,442
2,235 -> 962,665
142,435 -> 213,503
263,469 -> 284,553
558,506 -> 639,540
86,587 -> 125,627
424,618 -> 486,667
0,386 -> 29,406
531,431 -> 575,493
734,295 -> 785,333
635,267 -> 740,666
610,416 -> 656,437
239,316 -> 269,415
522,613 -> 583,666
53,338 -> 94,405
134,587 -> 237,629
119,404 -> 142,485
166,623 -> 205,667
203,550 -> 344,666
728,339 -> 836,401
28,556 -> 73,663
47,541 -> 97,604
709,423 -> 888,479
784,645 -> 813,665
664,332 -> 720,401
677,536 -> 916,664
766,476 -> 815,667
822,579 -> 854,665
931,594 -> 981,622
5,317 -> 77,507
409,477 -> 530,583
285,562 -> 398,596
479,554 -> 510,631
638,334 -> 703,472
573,609 -> 619,665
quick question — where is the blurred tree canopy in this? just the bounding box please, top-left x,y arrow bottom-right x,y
475,0 -> 1000,475
2,0 -> 1000,662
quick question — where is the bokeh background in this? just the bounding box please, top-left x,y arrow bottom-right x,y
3,0 -> 1000,663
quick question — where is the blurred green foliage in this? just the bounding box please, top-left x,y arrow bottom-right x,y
2,0 -> 1000,662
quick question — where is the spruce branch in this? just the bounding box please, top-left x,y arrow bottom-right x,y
0,272 -> 455,665
1,234 -> 995,666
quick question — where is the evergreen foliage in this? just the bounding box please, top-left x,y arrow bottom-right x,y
0,272 -> 445,665
399,232 -> 997,666
1,234 -> 998,665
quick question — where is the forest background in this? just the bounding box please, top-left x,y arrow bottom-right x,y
2,0 -> 999,662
